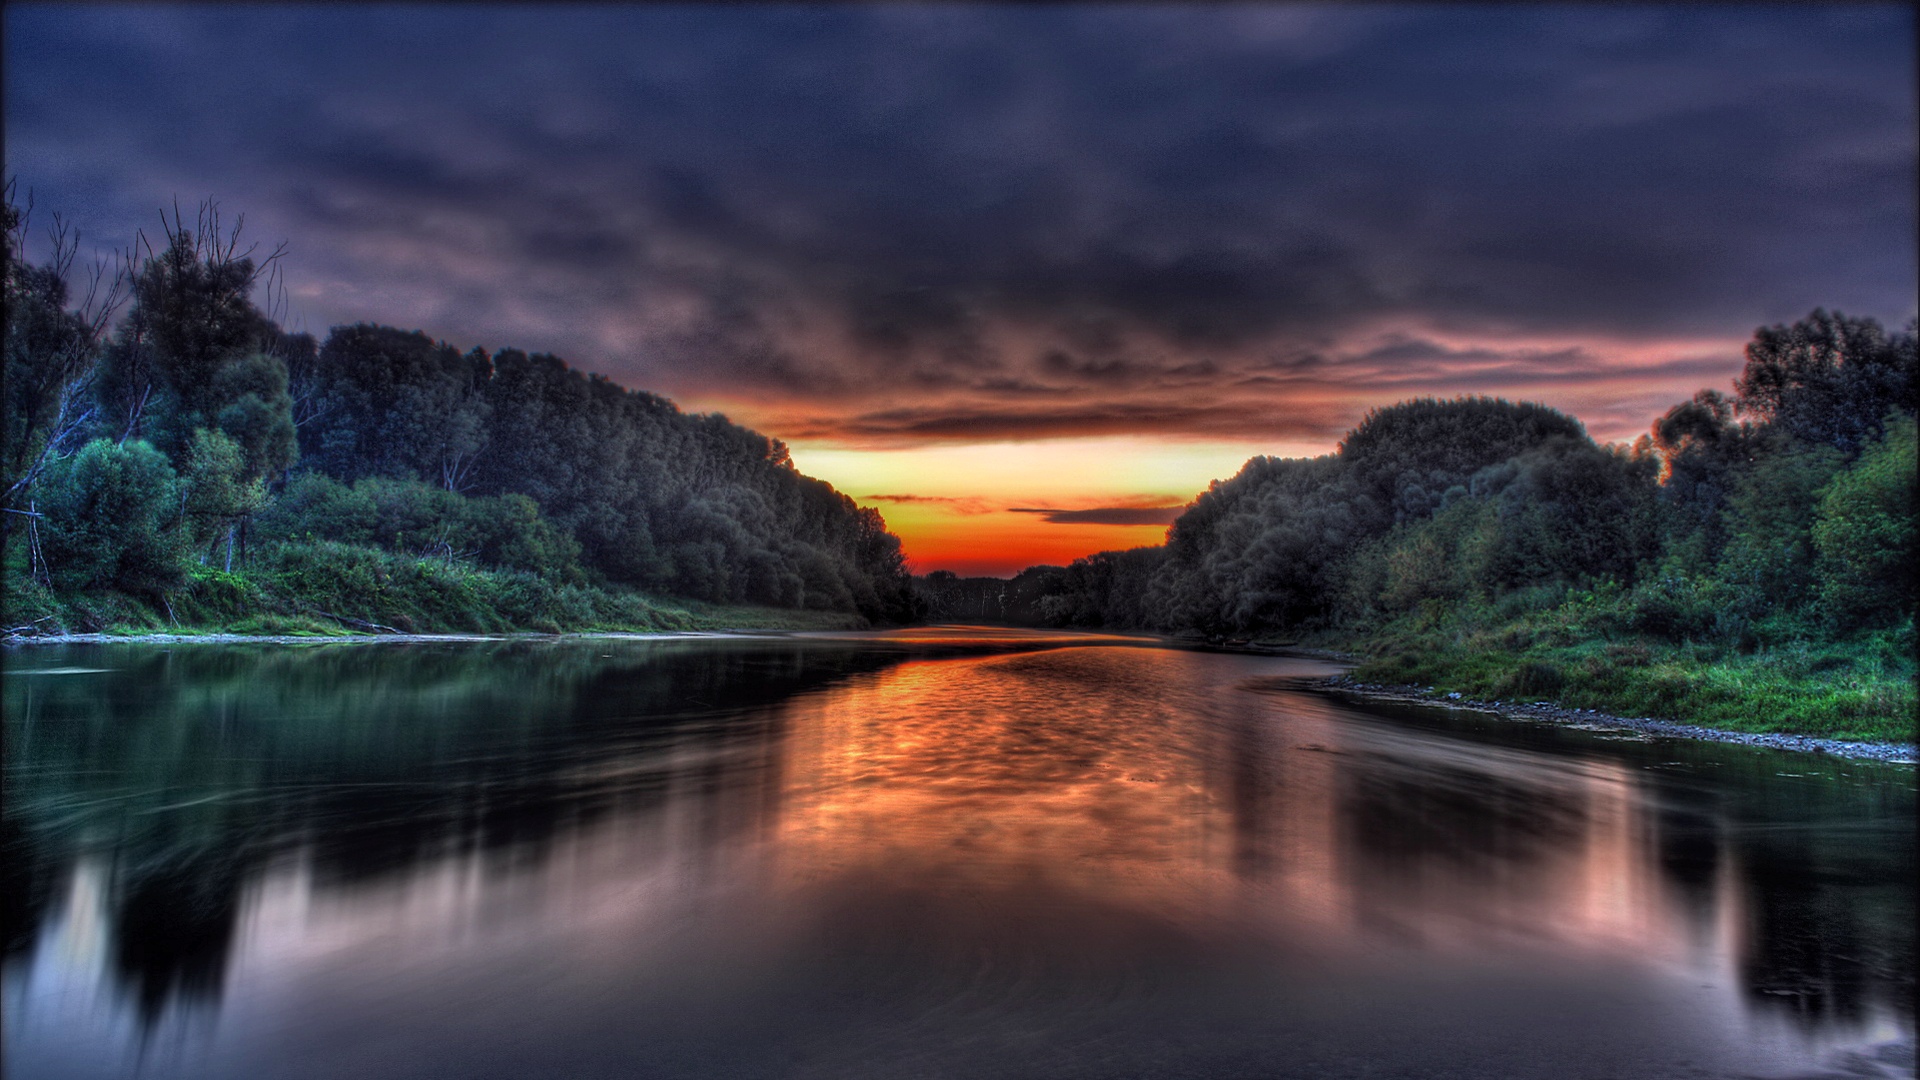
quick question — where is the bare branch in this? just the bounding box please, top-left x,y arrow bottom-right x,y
117,383 -> 152,447
5,375 -> 99,507
45,210 -> 77,281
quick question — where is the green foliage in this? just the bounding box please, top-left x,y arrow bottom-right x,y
1812,415 -> 1918,629
1352,596 -> 1916,743
35,439 -> 188,593
181,429 -> 265,550
241,540 -> 836,635
1476,438 -> 1661,589
1339,396 -> 1590,524
211,352 -> 298,480
254,472 -> 378,543
1608,570 -> 1735,643
1343,497 -> 1501,620
1715,428 -> 1845,627
1733,308 -> 1917,455
122,216 -> 275,427
254,474 -> 584,579
289,326 -> 912,619
15,195 -> 911,625
296,324 -> 489,485
1152,453 -> 1355,632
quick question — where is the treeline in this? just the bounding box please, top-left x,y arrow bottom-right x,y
4,194 -> 913,629
919,311 -> 1916,737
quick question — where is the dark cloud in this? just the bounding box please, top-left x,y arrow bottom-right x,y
6,6 -> 1914,446
1008,506 -> 1185,526
862,494 -> 996,515
768,398 -> 1357,445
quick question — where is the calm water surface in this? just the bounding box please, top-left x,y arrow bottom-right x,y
3,630 -> 1913,1078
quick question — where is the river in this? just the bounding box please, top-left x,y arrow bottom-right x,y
3,629 -> 1913,1078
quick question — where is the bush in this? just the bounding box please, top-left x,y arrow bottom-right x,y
253,472 -> 378,544
181,429 -> 265,551
1715,428 -> 1845,619
255,474 -> 583,579
1812,415 -> 1917,629
35,439 -> 189,593
1616,574 -> 1722,642
1513,660 -> 1566,697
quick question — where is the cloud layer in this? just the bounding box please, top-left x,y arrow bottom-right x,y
1009,507 -> 1186,527
7,5 -> 1915,447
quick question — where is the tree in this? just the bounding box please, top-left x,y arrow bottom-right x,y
1715,428 -> 1845,625
1338,396 -> 1589,525
297,325 -> 489,486
1472,437 -> 1660,589
1733,309 -> 1917,455
1812,415 -> 1917,629
3,184 -> 130,514
180,429 -> 265,567
211,353 -> 299,482
36,439 -> 188,593
1649,388 -> 1749,569
104,200 -> 285,454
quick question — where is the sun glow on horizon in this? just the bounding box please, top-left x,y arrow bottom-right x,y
786,436 -> 1318,577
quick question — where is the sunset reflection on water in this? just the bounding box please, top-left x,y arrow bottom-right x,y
773,648 -> 1729,961
3,636 -> 1912,1079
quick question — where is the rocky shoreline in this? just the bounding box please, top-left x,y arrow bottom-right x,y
1318,674 -> 1918,764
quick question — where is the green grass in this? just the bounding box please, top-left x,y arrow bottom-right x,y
1347,599 -> 1917,743
672,599 -> 869,632
4,539 -> 866,639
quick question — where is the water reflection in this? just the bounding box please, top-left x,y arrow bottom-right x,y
3,635 -> 1913,1079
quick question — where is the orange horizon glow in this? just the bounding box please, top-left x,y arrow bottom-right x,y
786,436 -> 1302,577
776,363 -> 1747,577
893,519 -> 1170,578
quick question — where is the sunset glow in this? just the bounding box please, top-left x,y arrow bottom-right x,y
748,333 -> 1760,574
787,436 -> 1289,575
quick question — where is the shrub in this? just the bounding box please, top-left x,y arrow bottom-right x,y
255,474 -> 583,579
1513,660 -> 1566,697
1812,415 -> 1916,629
35,439 -> 189,593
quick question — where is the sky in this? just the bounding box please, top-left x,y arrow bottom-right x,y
7,4 -> 1916,575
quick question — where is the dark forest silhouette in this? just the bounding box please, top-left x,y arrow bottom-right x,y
5,193 -> 914,629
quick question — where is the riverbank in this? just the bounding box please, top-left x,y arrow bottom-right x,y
3,544 -> 871,640
1317,674 -> 1917,763
1,628 -> 816,647
2,606 -> 866,642
1317,612 -> 1915,744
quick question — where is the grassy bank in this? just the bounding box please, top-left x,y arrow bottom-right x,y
1334,596 -> 1915,743
4,539 -> 866,638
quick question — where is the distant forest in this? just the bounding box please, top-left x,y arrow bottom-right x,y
4,195 -> 914,630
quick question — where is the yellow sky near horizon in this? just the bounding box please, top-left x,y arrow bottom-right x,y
788,435 -> 1326,577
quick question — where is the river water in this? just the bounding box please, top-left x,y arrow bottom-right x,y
3,629 -> 1913,1079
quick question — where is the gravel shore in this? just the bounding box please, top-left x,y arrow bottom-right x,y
1319,674 -> 1918,764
